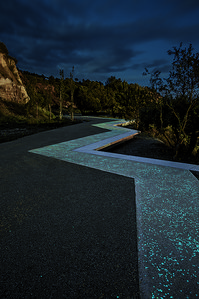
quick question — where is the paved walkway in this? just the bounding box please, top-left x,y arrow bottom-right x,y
1,117 -> 199,298
0,118 -> 138,299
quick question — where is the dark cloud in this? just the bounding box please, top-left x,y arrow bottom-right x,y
132,59 -> 170,73
165,0 -> 199,13
146,59 -> 171,74
0,0 -> 199,85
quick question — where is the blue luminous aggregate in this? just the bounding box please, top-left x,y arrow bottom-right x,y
29,118 -> 199,298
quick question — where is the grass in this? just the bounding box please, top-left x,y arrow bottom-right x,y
0,99 -> 82,142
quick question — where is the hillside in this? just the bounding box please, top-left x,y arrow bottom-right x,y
0,42 -> 60,126
0,42 -> 29,103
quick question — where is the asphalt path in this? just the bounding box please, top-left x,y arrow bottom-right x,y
0,118 -> 140,299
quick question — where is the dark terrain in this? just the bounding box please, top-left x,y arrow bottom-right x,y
0,119 -> 140,298
0,120 -> 80,143
1,122 -> 198,180
106,133 -> 174,161
104,133 -> 199,180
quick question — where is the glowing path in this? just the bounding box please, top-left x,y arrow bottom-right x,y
29,119 -> 199,298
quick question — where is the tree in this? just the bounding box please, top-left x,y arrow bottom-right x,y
145,43 -> 199,159
45,85 -> 53,121
70,66 -> 75,121
75,81 -> 102,114
143,69 -> 164,129
59,69 -> 64,120
166,44 -> 199,157
105,77 -> 123,117
123,84 -> 153,128
25,76 -> 44,119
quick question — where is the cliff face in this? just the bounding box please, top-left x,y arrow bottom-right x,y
0,52 -> 29,103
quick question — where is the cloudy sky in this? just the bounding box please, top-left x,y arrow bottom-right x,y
1,0 -> 199,86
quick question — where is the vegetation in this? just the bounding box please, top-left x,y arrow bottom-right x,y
0,41 -> 199,163
143,43 -> 199,163
17,69 -> 155,123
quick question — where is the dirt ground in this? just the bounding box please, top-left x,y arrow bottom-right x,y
106,133 -> 175,162
104,133 -> 199,180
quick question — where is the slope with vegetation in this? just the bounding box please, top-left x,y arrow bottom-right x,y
0,42 -> 29,103
0,42 -> 79,132
143,43 -> 199,163
0,41 -> 199,164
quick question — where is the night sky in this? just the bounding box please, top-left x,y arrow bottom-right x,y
1,0 -> 199,86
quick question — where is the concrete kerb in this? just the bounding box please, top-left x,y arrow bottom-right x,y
29,117 -> 199,298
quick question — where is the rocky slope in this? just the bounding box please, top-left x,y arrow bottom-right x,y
0,44 -> 29,103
